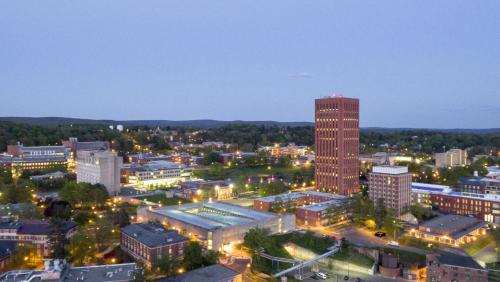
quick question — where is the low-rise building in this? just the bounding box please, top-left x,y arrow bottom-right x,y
123,161 -> 192,190
295,199 -> 348,227
138,202 -> 295,251
253,191 -> 343,213
0,219 -> 77,257
408,214 -> 487,246
0,259 -> 139,282
411,182 -> 452,208
254,192 -> 349,227
435,149 -> 467,168
158,263 -> 242,282
458,176 -> 500,194
29,171 -> 66,181
121,223 -> 189,268
426,252 -> 488,282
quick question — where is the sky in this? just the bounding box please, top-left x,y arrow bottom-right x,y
1,1 -> 499,128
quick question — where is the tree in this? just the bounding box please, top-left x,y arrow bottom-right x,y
183,241 -> 204,270
112,208 -> 131,227
203,152 -> 222,165
67,229 -> 97,266
382,209 -> 400,239
374,198 -> 387,228
48,217 -> 70,259
60,181 -> 109,208
154,254 -> 180,276
243,227 -> 271,251
492,226 -> 500,262
202,250 -> 220,266
258,182 -> 287,197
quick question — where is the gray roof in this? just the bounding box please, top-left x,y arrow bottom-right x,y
0,261 -> 138,282
420,215 -> 487,239
432,252 -> 485,270
121,223 -> 188,247
158,264 -> 240,282
151,202 -> 277,230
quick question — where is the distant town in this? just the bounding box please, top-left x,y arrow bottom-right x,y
0,96 -> 498,282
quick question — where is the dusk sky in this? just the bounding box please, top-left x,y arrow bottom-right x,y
1,1 -> 499,128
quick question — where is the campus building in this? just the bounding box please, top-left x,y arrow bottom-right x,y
315,95 -> 359,195
122,161 -> 192,190
369,166 -> 412,216
253,191 -> 349,227
121,223 -> 188,268
408,214 -> 487,246
457,176 -> 500,194
426,252 -> 488,282
76,150 -> 123,196
0,219 -> 77,257
137,202 -> 295,251
435,149 -> 467,168
412,182 -> 500,224
0,259 -> 139,282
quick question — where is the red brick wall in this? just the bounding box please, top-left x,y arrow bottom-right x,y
315,97 -> 359,195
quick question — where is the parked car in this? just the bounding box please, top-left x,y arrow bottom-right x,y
314,272 -> 328,280
387,241 -> 400,247
374,231 -> 386,237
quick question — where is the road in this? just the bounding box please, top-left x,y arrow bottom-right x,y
301,264 -> 409,282
313,226 -> 432,255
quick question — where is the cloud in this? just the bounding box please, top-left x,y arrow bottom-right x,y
287,72 -> 313,79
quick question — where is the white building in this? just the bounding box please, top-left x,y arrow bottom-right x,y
126,160 -> 192,189
435,149 -> 467,168
76,150 -> 122,196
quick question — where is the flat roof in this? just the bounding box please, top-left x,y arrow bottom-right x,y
121,223 -> 188,247
0,262 -> 137,282
431,252 -> 485,270
299,199 -> 346,212
150,202 -> 277,230
372,166 -> 408,174
420,215 -> 486,239
256,191 -> 347,203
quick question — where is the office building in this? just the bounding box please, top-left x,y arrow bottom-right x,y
315,95 -> 359,195
369,166 -> 412,216
137,202 -> 295,251
435,149 -> 467,168
76,150 -> 122,196
121,223 -> 188,268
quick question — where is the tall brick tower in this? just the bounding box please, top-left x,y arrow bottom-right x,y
315,95 -> 359,195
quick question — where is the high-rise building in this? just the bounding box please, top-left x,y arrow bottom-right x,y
315,95 -> 359,195
76,150 -> 122,196
368,166 -> 412,216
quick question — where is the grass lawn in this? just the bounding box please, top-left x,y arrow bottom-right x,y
397,236 -> 434,251
464,235 -> 494,255
379,247 -> 426,265
135,194 -> 190,206
331,245 -> 374,268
